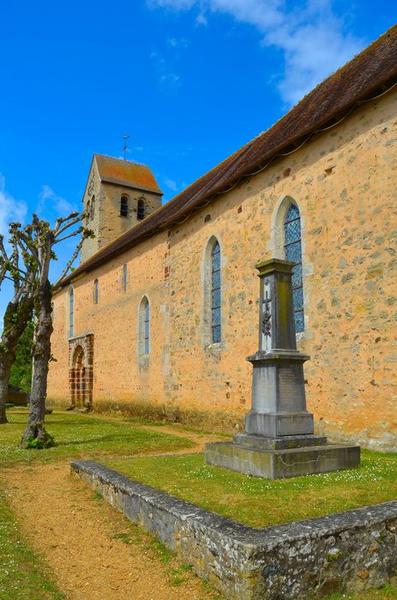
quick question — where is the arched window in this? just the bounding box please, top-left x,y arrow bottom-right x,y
93,279 -> 99,304
122,264 -> 128,292
120,195 -> 129,217
137,198 -> 145,221
90,195 -> 95,220
211,240 -> 222,343
69,287 -> 74,338
284,203 -> 304,333
139,296 -> 150,355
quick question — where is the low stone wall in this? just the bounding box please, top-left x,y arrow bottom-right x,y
71,460 -> 397,599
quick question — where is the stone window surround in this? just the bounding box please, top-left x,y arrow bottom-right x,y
93,278 -> 99,304
202,235 -> 225,350
138,295 -> 151,364
121,264 -> 128,292
120,194 -> 129,217
137,197 -> 145,221
89,195 -> 95,220
268,195 -> 312,339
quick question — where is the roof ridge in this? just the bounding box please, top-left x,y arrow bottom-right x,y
60,23 -> 397,286
94,153 -> 150,169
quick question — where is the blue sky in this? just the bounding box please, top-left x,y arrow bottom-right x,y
0,0 -> 396,316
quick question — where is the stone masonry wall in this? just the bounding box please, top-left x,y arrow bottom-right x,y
72,460 -> 397,600
48,89 -> 397,448
50,230 -> 170,408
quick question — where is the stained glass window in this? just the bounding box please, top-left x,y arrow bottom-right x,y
139,297 -> 150,355
284,204 -> 304,333
69,287 -> 74,338
144,300 -> 150,354
211,241 -> 221,343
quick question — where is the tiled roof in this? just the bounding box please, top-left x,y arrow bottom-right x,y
61,25 -> 397,286
95,154 -> 162,195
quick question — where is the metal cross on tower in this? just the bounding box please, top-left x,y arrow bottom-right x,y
122,134 -> 130,161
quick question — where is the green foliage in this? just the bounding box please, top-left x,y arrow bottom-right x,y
9,321 -> 33,392
22,431 -> 55,450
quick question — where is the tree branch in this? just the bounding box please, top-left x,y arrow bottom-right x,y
54,214 -> 82,238
54,237 -> 84,286
53,228 -> 83,245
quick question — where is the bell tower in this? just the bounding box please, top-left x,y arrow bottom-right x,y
80,154 -> 163,263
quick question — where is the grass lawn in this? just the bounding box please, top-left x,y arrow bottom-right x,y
0,408 -> 195,599
0,408 -> 194,467
328,587 -> 397,600
104,450 -> 397,528
2,409 -> 397,599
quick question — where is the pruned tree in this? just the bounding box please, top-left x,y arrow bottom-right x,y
16,212 -> 91,448
10,321 -> 34,393
0,225 -> 37,424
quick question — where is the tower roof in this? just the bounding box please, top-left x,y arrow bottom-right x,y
94,154 -> 162,195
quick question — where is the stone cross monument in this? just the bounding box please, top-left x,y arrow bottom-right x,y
205,258 -> 360,479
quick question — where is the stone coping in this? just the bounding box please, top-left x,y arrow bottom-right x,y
71,460 -> 397,599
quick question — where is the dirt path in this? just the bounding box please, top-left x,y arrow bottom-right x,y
5,461 -> 219,600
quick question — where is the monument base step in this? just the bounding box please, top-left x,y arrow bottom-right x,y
205,441 -> 360,479
234,432 -> 328,450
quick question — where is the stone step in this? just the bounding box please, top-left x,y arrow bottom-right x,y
205,441 -> 360,479
234,432 -> 328,450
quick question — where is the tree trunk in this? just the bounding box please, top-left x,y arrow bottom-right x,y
0,297 -> 33,424
0,368 -> 10,424
21,280 -> 54,448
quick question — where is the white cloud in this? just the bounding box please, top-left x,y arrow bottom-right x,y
160,72 -> 181,86
148,0 -> 196,7
37,185 -> 77,218
0,174 -> 27,236
148,0 -> 363,104
150,50 -> 182,89
167,36 -> 189,48
164,177 -> 179,192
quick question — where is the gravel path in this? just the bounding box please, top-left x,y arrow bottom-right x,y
4,428 -> 222,600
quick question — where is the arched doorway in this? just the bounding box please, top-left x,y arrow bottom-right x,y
72,346 -> 85,407
68,334 -> 94,411
70,346 -> 92,410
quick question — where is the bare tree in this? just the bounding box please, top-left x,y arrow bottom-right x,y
0,211 -> 90,436
18,212 -> 91,448
0,225 -> 37,423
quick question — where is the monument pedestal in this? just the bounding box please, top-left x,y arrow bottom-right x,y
205,436 -> 360,479
205,259 -> 360,479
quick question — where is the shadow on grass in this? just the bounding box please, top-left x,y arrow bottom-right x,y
55,434 -> 154,447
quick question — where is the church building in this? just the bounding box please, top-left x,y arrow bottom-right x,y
48,26 -> 397,450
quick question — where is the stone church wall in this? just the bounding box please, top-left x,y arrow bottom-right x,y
48,89 -> 397,449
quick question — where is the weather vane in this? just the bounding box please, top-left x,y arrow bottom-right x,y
122,134 -> 130,160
